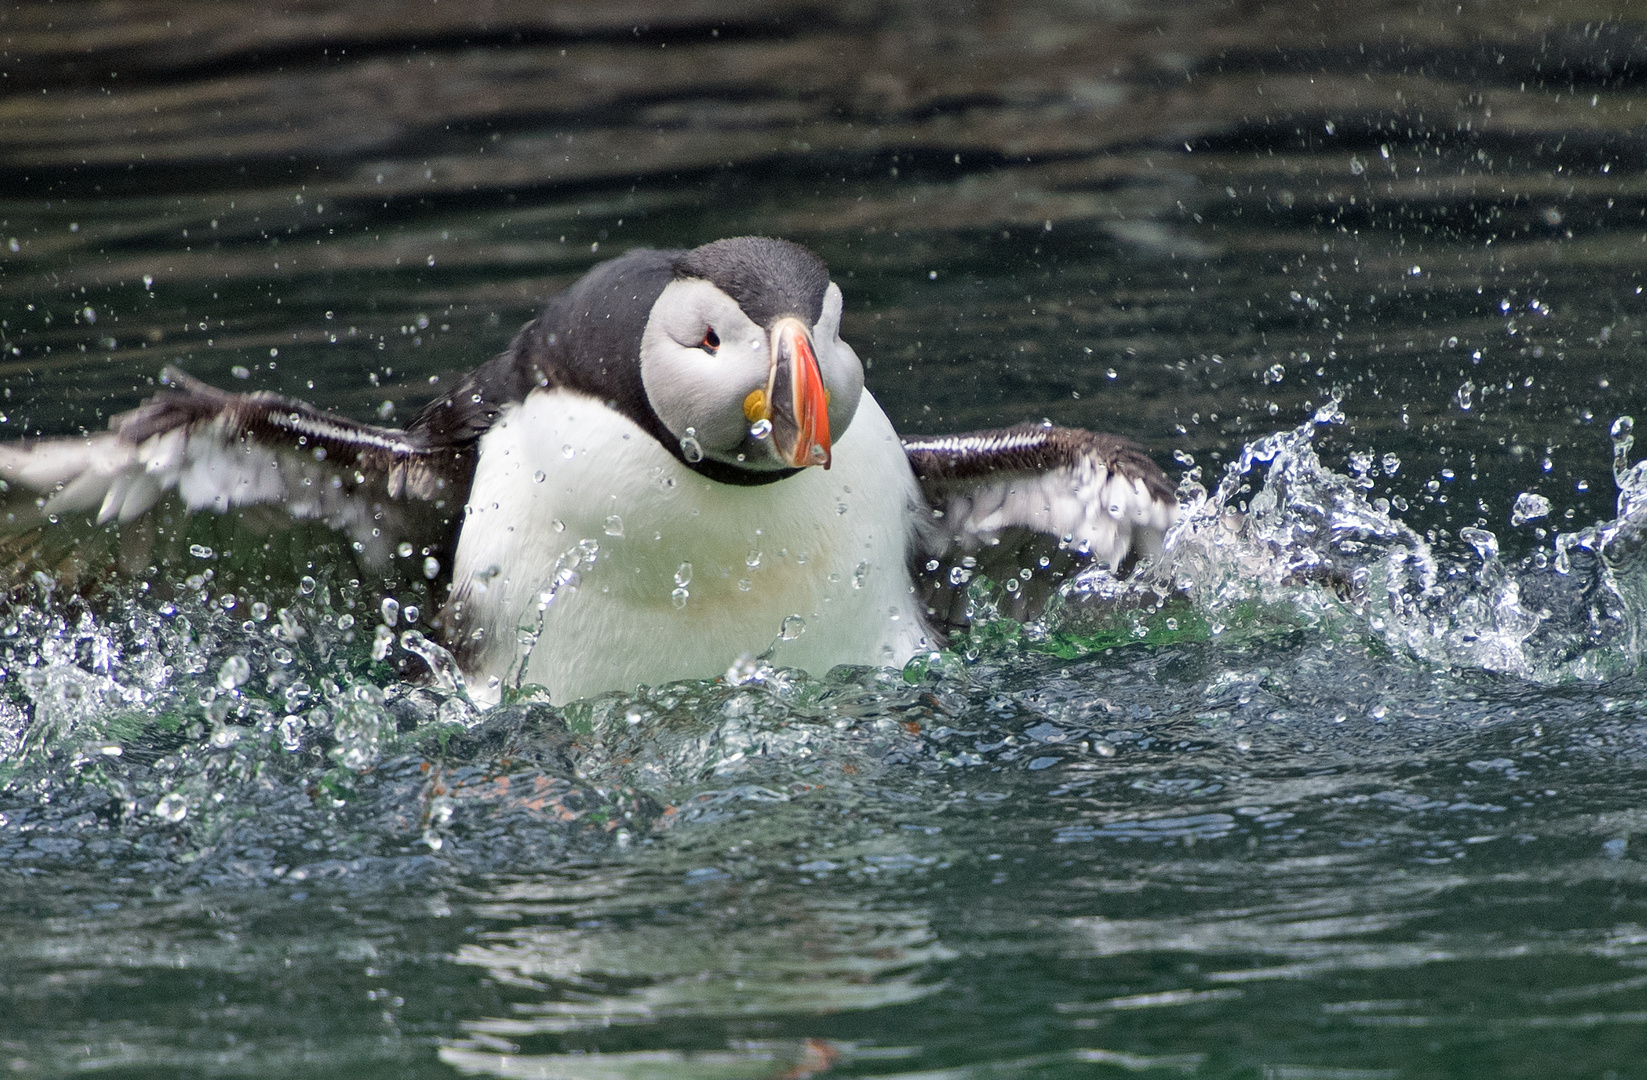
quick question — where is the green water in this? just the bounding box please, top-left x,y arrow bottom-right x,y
4,4 -> 1647,1077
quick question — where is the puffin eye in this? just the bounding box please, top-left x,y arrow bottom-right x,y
700,327 -> 720,354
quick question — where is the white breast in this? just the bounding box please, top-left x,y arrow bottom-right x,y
450,388 -> 931,704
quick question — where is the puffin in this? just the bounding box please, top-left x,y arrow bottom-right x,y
0,238 -> 1177,705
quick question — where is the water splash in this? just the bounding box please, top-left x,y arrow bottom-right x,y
1052,399 -> 1647,682
3,399 -> 1646,904
0,567 -> 492,871
505,537 -> 602,697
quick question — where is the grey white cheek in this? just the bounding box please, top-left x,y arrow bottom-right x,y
818,337 -> 864,437
639,282 -> 769,454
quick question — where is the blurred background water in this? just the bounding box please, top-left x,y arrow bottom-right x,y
4,2 -> 1647,1077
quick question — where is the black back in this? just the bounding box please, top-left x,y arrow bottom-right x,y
411,247 -> 676,454
410,238 -> 832,487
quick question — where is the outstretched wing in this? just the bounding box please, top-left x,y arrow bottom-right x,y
0,367 -> 468,567
903,422 -> 1178,629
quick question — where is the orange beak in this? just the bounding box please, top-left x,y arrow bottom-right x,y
766,317 -> 832,469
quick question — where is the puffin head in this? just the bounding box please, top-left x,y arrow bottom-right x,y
639,237 -> 864,475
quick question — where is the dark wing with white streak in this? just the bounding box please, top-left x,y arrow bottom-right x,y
0,367 -> 468,566
904,423 -> 1178,630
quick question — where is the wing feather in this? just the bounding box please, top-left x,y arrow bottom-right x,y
903,422 -> 1178,628
0,366 -> 466,565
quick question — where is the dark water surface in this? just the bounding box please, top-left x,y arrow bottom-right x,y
4,3 -> 1647,1077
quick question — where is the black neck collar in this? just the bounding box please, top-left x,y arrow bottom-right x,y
687,457 -> 801,487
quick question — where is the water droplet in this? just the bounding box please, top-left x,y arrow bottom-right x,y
853,561 -> 869,589
749,418 -> 773,440
674,562 -> 693,587
403,605 -> 420,623
551,519 -> 565,533
680,435 -> 704,463
250,601 -> 269,621
737,578 -> 752,592
299,575 -> 316,594
604,515 -> 624,537
948,566 -> 972,585
1511,492 -> 1552,526
153,793 -> 188,822
925,559 -> 940,571
423,556 -> 440,579
746,550 -> 762,569
271,646 -> 294,666
141,273 -> 153,289
397,541 -> 414,558
671,586 -> 689,609
189,543 -> 215,560
372,624 -> 394,660
217,655 -> 251,690
533,470 -> 546,483
562,444 -> 575,459
1455,380 -> 1476,411
380,597 -> 400,627
337,614 -> 355,630
780,614 -> 807,641
1460,526 -> 1499,562
1348,155 -> 1365,175
724,653 -> 762,685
